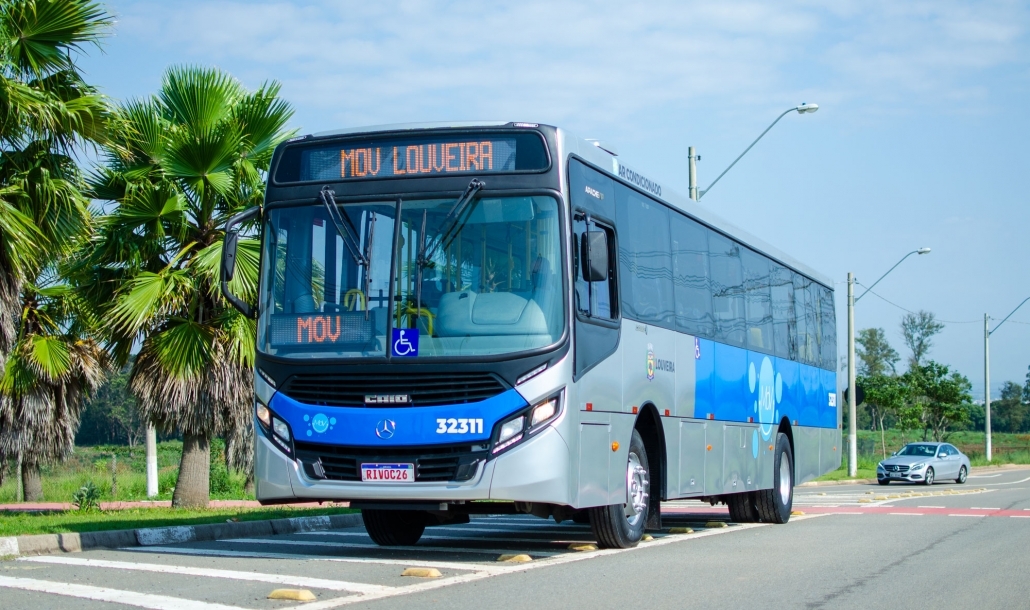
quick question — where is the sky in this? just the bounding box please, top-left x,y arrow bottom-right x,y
77,0 -> 1030,398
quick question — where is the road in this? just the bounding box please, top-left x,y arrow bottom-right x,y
2,467 -> 1029,609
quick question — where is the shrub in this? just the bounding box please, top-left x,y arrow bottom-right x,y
72,481 -> 102,512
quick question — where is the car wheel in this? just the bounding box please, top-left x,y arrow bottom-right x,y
754,433 -> 793,524
727,492 -> 759,522
923,467 -> 935,486
878,478 -> 891,486
589,429 -> 649,549
362,509 -> 426,546
956,466 -> 967,484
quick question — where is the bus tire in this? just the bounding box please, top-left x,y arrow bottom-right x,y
589,429 -> 649,549
361,509 -> 426,546
727,492 -> 759,522
755,433 -> 793,524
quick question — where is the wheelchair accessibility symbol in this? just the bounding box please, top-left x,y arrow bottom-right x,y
392,328 -> 419,357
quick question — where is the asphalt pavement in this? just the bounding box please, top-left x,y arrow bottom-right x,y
2,467 -> 1028,609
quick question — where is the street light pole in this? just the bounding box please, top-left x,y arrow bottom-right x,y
846,247 -> 931,477
689,103 -> 818,201
847,273 -> 857,477
983,295 -> 1030,462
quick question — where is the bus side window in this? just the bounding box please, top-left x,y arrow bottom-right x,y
741,248 -> 772,353
670,213 -> 714,337
709,232 -> 745,347
770,264 -> 795,360
614,184 -> 674,326
574,214 -> 617,320
819,285 -> 837,370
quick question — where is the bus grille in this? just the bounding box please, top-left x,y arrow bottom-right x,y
281,372 -> 507,407
294,441 -> 487,483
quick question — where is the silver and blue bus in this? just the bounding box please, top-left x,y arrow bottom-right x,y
221,122 -> 840,549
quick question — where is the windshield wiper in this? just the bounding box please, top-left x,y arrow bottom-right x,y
414,179 -> 485,316
320,186 -> 375,319
320,186 -> 368,267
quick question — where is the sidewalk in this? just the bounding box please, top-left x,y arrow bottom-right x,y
0,500 -> 349,512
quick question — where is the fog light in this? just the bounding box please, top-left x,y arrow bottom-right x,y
498,416 -> 524,444
256,403 -> 271,427
272,417 -> 291,441
531,399 -> 557,427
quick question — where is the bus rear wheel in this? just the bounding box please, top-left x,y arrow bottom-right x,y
727,492 -> 759,522
589,429 -> 650,549
754,433 -> 794,524
361,509 -> 426,546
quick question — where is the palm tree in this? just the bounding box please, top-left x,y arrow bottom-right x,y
0,0 -> 112,498
87,65 -> 294,507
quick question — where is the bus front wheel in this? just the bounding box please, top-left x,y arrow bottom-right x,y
589,429 -> 650,549
361,509 -> 426,546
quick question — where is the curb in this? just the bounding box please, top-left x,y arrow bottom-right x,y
0,513 -> 362,559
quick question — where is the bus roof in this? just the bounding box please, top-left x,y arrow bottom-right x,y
301,121 -> 834,289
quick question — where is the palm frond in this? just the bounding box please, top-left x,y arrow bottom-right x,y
2,0 -> 112,77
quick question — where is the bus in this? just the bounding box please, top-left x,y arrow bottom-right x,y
220,122 -> 840,549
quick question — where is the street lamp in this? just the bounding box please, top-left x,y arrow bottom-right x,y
984,296 -> 1030,461
846,248 -> 931,477
688,103 -> 819,201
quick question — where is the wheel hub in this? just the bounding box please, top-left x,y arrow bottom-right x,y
625,451 -> 649,525
778,452 -> 791,505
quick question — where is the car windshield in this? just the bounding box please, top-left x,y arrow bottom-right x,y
257,195 -> 564,358
897,444 -> 938,457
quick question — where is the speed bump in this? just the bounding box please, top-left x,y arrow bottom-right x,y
790,510 -> 805,516
569,543 -> 597,551
874,496 -> 888,500
704,521 -> 728,528
641,534 -> 654,542
668,527 -> 694,534
497,554 -> 533,563
402,567 -> 443,578
858,499 -> 872,503
268,589 -> 316,601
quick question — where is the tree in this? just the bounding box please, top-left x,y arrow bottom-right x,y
858,373 -> 912,458
86,66 -> 294,507
905,361 -> 972,442
856,328 -> 900,377
900,310 -> 944,370
76,364 -> 146,448
1023,365 -> 1030,405
991,381 -> 1027,434
0,0 -> 112,499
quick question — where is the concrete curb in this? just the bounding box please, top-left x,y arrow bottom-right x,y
0,512 -> 362,559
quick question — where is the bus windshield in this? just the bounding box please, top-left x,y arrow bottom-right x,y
257,195 -> 564,358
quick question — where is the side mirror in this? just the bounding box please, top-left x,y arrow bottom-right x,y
220,206 -> 261,318
580,230 -> 608,282
891,451 -> 897,457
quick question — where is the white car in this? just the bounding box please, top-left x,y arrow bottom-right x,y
876,442 -> 970,485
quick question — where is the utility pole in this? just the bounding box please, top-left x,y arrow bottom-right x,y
146,425 -> 158,498
688,146 -> 698,201
847,273 -> 857,477
984,313 -> 992,462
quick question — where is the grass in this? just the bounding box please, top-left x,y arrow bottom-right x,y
0,505 -> 356,537
814,430 -> 1030,481
0,440 -> 250,504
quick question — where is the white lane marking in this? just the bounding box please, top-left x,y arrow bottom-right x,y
948,514 -> 986,517
890,513 -> 923,516
980,475 -> 1030,485
128,546 -> 510,573
303,520 -> 776,609
970,507 -> 1000,510
969,474 -> 1001,478
19,555 -> 388,594
233,536 -> 563,557
302,530 -> 589,547
0,575 -> 244,610
1011,516 -> 1030,518
918,506 -> 945,508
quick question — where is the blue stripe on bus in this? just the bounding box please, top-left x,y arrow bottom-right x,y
696,338 -> 837,430
269,388 -> 529,446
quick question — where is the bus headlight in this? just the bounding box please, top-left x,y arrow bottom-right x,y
272,417 -> 291,441
492,392 -> 563,455
256,403 -> 271,428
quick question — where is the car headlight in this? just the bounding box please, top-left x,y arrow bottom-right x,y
909,462 -> 925,471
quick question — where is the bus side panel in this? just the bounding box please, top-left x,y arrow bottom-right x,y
677,420 -> 706,496
712,342 -> 747,422
820,368 -> 838,429
794,426 -> 822,484
577,417 -> 611,507
704,421 -> 724,495
821,426 -> 842,475
723,423 -> 758,493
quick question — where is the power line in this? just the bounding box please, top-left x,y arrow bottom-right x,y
854,282 -> 981,324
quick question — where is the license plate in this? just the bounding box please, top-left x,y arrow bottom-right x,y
890,472 -> 903,478
360,463 -> 415,483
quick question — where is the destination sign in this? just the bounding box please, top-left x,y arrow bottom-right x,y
273,131 -> 549,183
269,312 -> 375,347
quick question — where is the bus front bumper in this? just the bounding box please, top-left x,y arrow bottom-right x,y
255,424 -> 573,506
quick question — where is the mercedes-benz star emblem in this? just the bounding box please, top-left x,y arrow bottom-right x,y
375,419 -> 396,439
